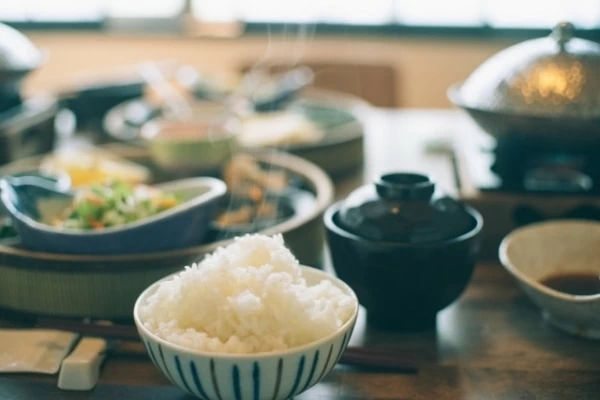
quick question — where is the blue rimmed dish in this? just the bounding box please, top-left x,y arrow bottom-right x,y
0,176 -> 226,255
133,266 -> 359,400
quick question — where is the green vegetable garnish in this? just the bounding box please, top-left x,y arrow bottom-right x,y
53,180 -> 180,230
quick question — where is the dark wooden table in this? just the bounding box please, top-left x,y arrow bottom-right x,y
2,109 -> 599,399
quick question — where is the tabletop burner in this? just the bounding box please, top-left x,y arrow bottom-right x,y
465,136 -> 600,195
455,133 -> 600,259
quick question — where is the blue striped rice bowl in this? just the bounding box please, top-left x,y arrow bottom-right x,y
134,267 -> 359,400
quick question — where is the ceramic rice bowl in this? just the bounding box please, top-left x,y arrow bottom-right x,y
133,266 -> 358,400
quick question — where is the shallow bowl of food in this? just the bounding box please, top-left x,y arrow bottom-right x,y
0,147 -> 333,319
134,235 -> 358,400
499,219 -> 600,339
140,103 -> 239,174
0,176 -> 226,255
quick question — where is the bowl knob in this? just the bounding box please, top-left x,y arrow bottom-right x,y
375,173 -> 435,201
338,172 -> 474,243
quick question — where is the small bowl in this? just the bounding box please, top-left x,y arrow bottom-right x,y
325,204 -> 482,331
0,176 -> 226,255
134,266 -> 358,400
324,172 -> 483,331
140,104 -> 239,174
500,220 -> 600,339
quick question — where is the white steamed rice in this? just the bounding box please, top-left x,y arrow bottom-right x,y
139,234 -> 356,354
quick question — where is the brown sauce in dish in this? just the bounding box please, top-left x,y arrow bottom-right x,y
540,272 -> 600,296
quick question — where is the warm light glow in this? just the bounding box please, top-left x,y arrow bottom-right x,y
513,61 -> 584,105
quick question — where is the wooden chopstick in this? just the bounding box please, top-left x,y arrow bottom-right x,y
37,318 -> 139,340
338,349 -> 417,372
35,318 -> 418,373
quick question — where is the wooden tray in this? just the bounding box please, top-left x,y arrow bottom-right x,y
0,145 -> 333,319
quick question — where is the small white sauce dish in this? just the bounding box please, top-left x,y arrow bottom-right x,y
500,219 -> 600,339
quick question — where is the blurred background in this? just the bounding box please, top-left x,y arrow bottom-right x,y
4,0 -> 600,108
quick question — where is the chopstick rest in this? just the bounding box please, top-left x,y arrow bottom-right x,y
57,337 -> 107,391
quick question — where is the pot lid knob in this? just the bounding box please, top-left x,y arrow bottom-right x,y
551,21 -> 575,49
375,173 -> 435,201
337,172 -> 475,243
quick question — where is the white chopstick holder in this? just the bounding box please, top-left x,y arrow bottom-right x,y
57,337 -> 107,391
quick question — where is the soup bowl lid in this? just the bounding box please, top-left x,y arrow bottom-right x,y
336,172 -> 476,244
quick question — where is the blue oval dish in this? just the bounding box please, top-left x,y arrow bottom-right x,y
0,176 -> 226,255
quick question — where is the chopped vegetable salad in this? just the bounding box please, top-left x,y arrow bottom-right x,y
53,180 -> 180,230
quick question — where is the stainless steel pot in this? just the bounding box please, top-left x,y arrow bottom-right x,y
0,22 -> 44,110
0,23 -> 44,83
0,24 -> 53,166
449,22 -> 600,150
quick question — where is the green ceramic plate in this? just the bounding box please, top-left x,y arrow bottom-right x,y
103,88 -> 368,176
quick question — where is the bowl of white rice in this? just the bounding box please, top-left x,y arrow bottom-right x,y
133,234 -> 358,400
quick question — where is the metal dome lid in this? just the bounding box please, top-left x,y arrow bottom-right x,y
450,22 -> 600,119
0,23 -> 44,76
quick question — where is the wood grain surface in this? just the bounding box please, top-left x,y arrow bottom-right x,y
2,109 -> 599,399
3,263 -> 599,399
